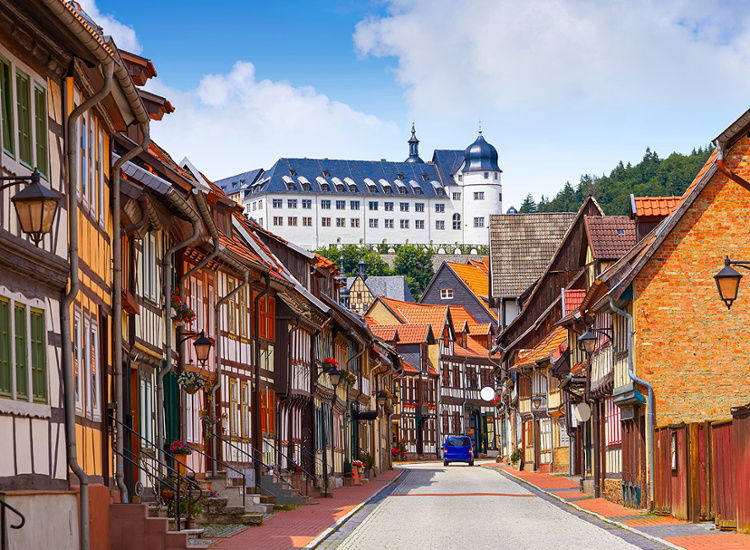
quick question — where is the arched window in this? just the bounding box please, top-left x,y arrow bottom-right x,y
452,213 -> 461,230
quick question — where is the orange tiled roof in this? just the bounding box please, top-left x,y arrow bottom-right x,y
468,322 -> 491,334
370,325 -> 398,342
454,340 -> 488,358
513,326 -> 567,369
61,0 -> 116,58
371,323 -> 432,344
449,306 -> 478,330
564,289 -> 586,315
632,196 -> 682,218
401,359 -> 419,373
448,261 -> 489,299
315,254 -> 335,269
379,297 -> 448,331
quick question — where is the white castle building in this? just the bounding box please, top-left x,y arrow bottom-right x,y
215,126 -> 504,249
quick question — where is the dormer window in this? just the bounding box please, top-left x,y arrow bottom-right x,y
322,170 -> 330,177
282,175 -> 296,191
422,174 -> 429,181
397,172 -> 404,180
289,168 -> 297,177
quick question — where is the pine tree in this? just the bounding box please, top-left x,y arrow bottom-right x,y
519,193 -> 537,213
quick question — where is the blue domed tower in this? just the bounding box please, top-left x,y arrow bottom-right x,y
453,130 -> 503,244
405,123 -> 424,163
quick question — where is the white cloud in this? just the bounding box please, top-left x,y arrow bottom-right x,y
354,0 -> 750,115
146,62 -> 400,181
77,0 -> 141,53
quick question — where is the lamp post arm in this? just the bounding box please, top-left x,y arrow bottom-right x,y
728,261 -> 750,271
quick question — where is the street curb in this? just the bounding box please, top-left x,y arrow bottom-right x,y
487,466 -> 684,550
303,469 -> 406,549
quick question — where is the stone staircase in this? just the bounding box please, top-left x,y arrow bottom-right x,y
110,503 -> 188,550
259,473 -> 313,505
202,472 -> 275,515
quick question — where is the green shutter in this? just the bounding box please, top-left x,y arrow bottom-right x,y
14,304 -> 27,398
0,299 -> 10,395
15,71 -> 31,166
30,309 -> 46,402
34,86 -> 47,177
0,59 -> 13,156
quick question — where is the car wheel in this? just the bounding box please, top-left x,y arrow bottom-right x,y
444,460 -> 449,466
469,460 -> 474,466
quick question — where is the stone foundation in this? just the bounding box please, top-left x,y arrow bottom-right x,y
604,478 -> 624,505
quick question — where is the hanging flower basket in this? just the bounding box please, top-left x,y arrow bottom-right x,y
169,440 -> 192,456
170,293 -> 195,325
322,357 -> 339,370
339,369 -> 357,386
177,371 -> 207,394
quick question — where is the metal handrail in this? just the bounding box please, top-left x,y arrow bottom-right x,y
186,443 -> 246,508
0,499 -> 25,550
213,434 -> 281,497
261,437 -> 317,496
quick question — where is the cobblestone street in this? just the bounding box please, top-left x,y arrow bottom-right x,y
324,463 -> 670,550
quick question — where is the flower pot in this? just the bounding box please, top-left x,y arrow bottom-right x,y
160,488 -> 175,501
174,453 -> 188,478
184,386 -> 200,395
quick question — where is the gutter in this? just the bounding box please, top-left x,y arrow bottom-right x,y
112,124 -> 150,503
60,61 -> 114,550
608,298 -> 655,507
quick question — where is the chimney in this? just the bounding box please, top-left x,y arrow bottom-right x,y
358,259 -> 368,281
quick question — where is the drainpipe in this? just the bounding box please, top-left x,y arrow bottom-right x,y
157,197 -> 202,464
60,61 -> 114,550
252,274 -> 271,483
112,125 -> 150,503
277,319 -> 300,470
212,267 -> 250,476
344,335 -> 367,463
609,298 -> 655,507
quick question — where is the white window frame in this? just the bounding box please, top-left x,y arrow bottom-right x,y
89,319 -> 101,421
440,288 -> 453,300
74,310 -> 83,413
473,217 -> 485,228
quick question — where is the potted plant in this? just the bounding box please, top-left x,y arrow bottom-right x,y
177,371 -> 207,394
170,294 -> 195,326
359,451 -> 375,478
169,440 -> 192,456
339,369 -> 357,386
510,447 -> 522,470
322,357 -> 338,370
177,496 -> 204,529
159,475 -> 177,502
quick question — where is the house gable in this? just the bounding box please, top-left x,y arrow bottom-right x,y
421,264 -> 495,325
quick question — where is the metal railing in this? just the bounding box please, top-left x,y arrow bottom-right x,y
110,416 -> 204,531
213,434 -> 279,497
0,499 -> 24,550
262,437 -> 318,496
186,443 -> 246,508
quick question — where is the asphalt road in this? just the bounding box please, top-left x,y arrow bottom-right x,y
325,462 -> 665,550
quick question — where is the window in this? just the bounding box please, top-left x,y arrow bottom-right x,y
336,200 -> 345,210
88,320 -> 100,419
229,378 -> 239,436
415,203 -> 424,212
369,201 -> 378,211
435,203 -> 445,213
303,217 -> 312,227
240,381 -> 249,438
398,186 -> 407,195
0,300 -> 11,395
605,397 -> 622,445
272,199 -> 283,208
273,216 -> 283,226
350,200 -> 360,210
74,311 -> 83,411
452,213 -> 461,230
436,220 -> 445,230
483,172 -> 489,179
384,201 -> 394,211
495,173 -> 499,180
34,85 -> 47,177
288,216 -> 298,226
474,192 -> 485,200
97,129 -> 104,222
452,192 -> 461,200
321,200 -> 331,209
336,217 -> 345,227
440,288 -> 453,300
499,193 -> 502,202
142,232 -> 159,302
369,218 -> 378,228
287,199 -> 297,209
139,375 -> 154,445
415,220 -> 424,229
80,118 -> 87,200
351,218 -> 360,228
15,71 -> 32,167
258,199 -> 263,209
0,58 -> 13,155
473,217 -> 485,228
400,219 -> 409,229
14,304 -> 27,398
302,199 -> 312,209
399,202 -> 409,212
321,217 -> 331,227
384,219 -> 394,228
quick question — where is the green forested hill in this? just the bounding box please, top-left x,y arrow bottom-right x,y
518,146 -> 714,215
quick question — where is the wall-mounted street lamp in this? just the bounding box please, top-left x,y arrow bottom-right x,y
714,256 -> 750,309
193,330 -> 213,367
577,325 -> 614,355
1,169 -> 62,245
328,368 -> 342,389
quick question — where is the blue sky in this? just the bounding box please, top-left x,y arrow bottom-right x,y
88,0 -> 750,209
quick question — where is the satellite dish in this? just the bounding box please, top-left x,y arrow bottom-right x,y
480,386 -> 495,402
574,403 -> 591,423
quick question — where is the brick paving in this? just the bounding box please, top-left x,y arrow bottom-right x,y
209,469 -> 402,550
497,465 -> 750,550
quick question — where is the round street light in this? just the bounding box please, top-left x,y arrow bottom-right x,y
193,330 -> 213,367
715,257 -> 743,310
329,369 -> 342,388
578,329 -> 597,355
7,169 -> 62,245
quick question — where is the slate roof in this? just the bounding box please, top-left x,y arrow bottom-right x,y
584,216 -> 637,260
630,196 -> 682,219
431,150 -> 465,186
489,212 -> 577,298
214,169 -> 263,195
346,276 -> 414,302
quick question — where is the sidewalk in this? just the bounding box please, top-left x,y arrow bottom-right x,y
208,469 -> 402,550
486,464 -> 750,550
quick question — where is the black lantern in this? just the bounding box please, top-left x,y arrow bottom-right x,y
329,369 -> 342,388
376,392 -> 387,406
193,330 -> 212,367
3,169 -> 62,245
577,329 -> 597,355
715,257 -> 743,310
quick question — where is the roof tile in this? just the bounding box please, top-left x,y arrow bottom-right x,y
584,216 -> 637,260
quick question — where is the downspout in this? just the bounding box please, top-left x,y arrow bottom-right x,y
278,319 -> 300,470
345,335 -> 367,463
253,274 -> 271,483
609,298 -> 655,507
112,124 -> 150,503
212,267 -> 250,476
61,61 -> 114,550
157,195 -> 202,463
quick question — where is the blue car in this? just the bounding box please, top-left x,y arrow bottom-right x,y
443,435 -> 474,466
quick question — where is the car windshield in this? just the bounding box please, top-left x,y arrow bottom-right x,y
445,436 -> 470,447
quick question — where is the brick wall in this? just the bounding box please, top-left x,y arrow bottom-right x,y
634,137 -> 750,426
603,478 -> 623,505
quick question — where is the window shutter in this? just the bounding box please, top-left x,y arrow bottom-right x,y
34,85 -> 47,177
15,72 -> 31,166
30,309 -> 46,402
14,304 -> 27,398
0,299 -> 10,395
0,60 -> 14,155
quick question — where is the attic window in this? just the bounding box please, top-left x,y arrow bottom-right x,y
322,170 -> 330,177
397,172 -> 405,180
289,168 -> 297,177
422,174 -> 429,181
616,229 -> 625,236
